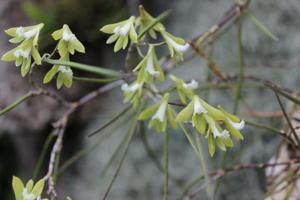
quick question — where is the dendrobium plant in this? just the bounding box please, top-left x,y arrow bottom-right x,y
1,4 -> 249,200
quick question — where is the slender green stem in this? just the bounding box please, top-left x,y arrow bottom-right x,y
233,21 -> 244,114
247,12 -> 278,41
33,133 -> 56,180
43,58 -> 122,78
73,76 -> 120,84
99,125 -> 132,177
101,119 -> 138,200
179,124 -> 213,200
195,133 -> 213,200
245,120 -> 283,134
177,176 -> 205,200
138,10 -> 171,40
0,92 -> 33,116
140,123 -> 183,188
163,131 -> 169,200
88,105 -> 131,137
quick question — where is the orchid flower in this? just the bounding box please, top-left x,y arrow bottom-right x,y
2,23 -> 44,76
12,176 -> 45,200
100,16 -> 138,52
121,80 -> 144,108
169,75 -> 198,104
161,30 -> 189,61
52,24 -> 85,58
44,25 -> 85,89
138,93 -> 176,132
133,45 -> 164,83
176,95 -> 245,156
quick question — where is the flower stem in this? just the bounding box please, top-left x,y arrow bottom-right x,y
163,131 -> 169,200
43,58 -> 122,78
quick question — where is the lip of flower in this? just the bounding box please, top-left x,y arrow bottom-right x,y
59,65 -> 73,76
193,96 -> 207,116
145,53 -> 160,77
210,121 -> 230,139
183,80 -> 198,90
121,82 -> 141,93
152,101 -> 168,122
16,26 -> 25,37
228,119 -> 245,131
113,21 -> 132,36
14,48 -> 31,59
166,37 -> 190,52
62,31 -> 76,42
22,188 -> 35,200
23,28 -> 39,39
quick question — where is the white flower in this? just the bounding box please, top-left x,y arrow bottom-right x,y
24,28 -> 39,39
193,96 -> 207,115
145,53 -> 160,77
113,21 -> 132,36
210,120 -> 230,139
16,26 -> 25,37
152,101 -> 168,122
183,80 -> 198,90
58,66 -> 73,77
121,82 -> 141,93
62,31 -> 76,42
22,188 -> 35,200
228,119 -> 245,131
14,48 -> 31,59
165,37 -> 189,52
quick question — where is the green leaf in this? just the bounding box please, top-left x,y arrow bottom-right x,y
26,179 -> 34,192
129,26 -> 137,43
248,12 -> 279,41
225,120 -> 244,140
12,176 -> 24,200
43,65 -> 59,84
114,36 -> 125,52
64,73 -> 73,88
5,27 -> 17,37
21,57 -> 31,77
175,102 -> 193,122
73,40 -> 85,53
207,134 -> 215,157
138,102 -> 160,120
1,49 -> 16,61
167,106 -> 177,129
106,34 -> 119,44
52,29 -> 63,40
31,179 -> 45,197
31,47 -> 42,65
56,72 -> 64,89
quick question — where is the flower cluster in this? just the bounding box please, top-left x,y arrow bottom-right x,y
101,7 -> 244,156
1,24 -> 44,76
43,24 -> 85,89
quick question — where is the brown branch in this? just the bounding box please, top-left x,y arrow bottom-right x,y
43,80 -> 124,195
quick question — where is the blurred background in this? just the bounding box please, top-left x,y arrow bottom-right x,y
0,0 -> 300,199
